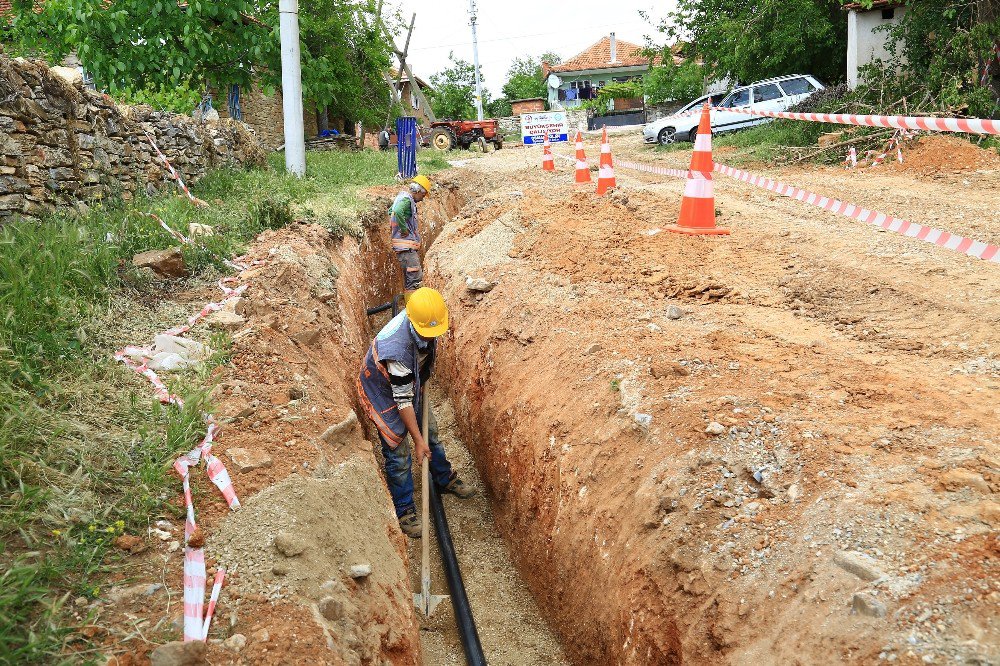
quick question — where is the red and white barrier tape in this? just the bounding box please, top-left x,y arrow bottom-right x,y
616,158 -> 1000,263
711,106 -> 1000,135
117,275 -> 253,641
143,130 -> 209,206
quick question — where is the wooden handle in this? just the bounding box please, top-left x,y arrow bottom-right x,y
420,384 -> 431,610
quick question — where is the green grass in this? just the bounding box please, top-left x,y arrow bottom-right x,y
0,148 -> 450,663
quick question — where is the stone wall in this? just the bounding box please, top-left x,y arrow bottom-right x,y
0,56 -> 266,222
214,84 -> 318,150
645,101 -> 689,123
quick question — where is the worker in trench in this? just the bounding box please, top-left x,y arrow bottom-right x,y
357,287 -> 475,537
390,174 -> 433,302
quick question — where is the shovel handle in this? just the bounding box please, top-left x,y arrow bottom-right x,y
420,384 -> 431,611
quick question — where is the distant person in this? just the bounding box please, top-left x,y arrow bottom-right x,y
378,126 -> 391,151
390,175 -> 432,301
357,287 -> 474,537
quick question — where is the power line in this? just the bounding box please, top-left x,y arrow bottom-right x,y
406,19 -> 653,52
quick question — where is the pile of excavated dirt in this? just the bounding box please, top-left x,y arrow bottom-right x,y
895,134 -> 1000,174
210,462 -> 415,665
429,144 -> 999,665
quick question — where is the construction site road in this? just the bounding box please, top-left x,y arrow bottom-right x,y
426,131 -> 999,665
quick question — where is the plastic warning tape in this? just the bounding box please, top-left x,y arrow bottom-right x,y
710,107 -> 1000,135
143,131 -> 209,206
202,568 -> 226,640
616,158 -> 1000,263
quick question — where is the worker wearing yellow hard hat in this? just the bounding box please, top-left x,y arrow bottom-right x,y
389,174 -> 434,301
357,287 -> 474,538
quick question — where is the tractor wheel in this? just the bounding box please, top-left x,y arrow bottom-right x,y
430,127 -> 457,151
477,136 -> 488,152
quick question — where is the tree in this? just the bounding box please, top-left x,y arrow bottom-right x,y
7,0 -> 395,124
427,53 -> 481,120
644,58 -> 705,103
652,0 -> 847,85
501,57 -> 547,101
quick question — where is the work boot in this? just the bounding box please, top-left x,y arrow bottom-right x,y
398,509 -> 421,538
439,473 -> 476,499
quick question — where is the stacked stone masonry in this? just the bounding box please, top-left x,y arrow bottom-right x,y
0,55 -> 266,222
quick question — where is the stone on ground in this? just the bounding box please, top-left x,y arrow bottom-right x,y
206,310 -> 246,331
851,593 -> 887,618
834,550 -> 886,582
226,447 -> 272,473
133,247 -> 188,279
465,276 -> 497,292
274,532 -> 307,557
150,640 -> 208,666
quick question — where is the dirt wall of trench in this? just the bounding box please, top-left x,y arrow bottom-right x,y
161,181 -> 467,664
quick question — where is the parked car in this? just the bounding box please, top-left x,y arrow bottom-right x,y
643,74 -> 825,145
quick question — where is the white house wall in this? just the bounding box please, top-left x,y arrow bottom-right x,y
847,7 -> 907,88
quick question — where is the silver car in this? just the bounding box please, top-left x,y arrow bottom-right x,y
643,74 -> 825,145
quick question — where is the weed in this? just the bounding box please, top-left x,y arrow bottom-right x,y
610,379 -> 621,392
1,147 -> 450,661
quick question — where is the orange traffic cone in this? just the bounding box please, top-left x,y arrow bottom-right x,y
542,134 -> 555,171
665,104 -> 729,236
596,126 -> 616,195
574,131 -> 591,184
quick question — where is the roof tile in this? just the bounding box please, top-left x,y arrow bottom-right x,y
550,36 -> 656,73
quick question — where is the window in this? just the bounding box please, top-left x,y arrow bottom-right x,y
779,77 -> 816,96
753,83 -> 783,103
881,8 -> 894,19
410,91 -> 419,109
728,89 -> 751,107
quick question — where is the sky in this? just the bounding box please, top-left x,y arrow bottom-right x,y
389,0 -> 678,96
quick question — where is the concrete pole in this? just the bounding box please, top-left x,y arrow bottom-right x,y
279,0 -> 306,176
468,0 -> 484,120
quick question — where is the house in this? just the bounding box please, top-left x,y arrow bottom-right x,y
389,69 -> 434,126
542,33 -> 659,109
844,0 -> 907,88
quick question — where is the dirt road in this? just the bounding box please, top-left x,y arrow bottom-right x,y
428,133 -> 999,664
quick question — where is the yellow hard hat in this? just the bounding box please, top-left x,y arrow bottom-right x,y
405,287 -> 449,338
411,174 -> 432,194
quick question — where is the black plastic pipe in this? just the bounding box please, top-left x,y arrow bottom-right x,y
365,294 -> 403,318
365,301 -> 393,316
429,482 -> 486,666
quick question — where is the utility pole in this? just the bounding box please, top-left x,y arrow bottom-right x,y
468,0 -> 484,120
279,0 -> 306,177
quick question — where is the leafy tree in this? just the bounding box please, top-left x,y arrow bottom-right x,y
651,0 -> 847,85
427,53 -> 481,120
7,0 -> 395,125
501,57 -> 547,101
644,58 -> 705,103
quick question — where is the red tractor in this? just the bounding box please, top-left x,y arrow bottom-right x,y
426,119 -> 503,151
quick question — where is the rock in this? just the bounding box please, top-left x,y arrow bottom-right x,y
834,550 -> 886,582
206,311 -> 245,331
187,526 -> 206,549
320,411 -> 360,448
851,593 -> 887,618
150,640 -> 207,666
274,532 -> 307,557
583,343 -> 602,355
133,248 -> 188,279
973,500 -> 1000,526
188,223 -> 214,237
291,328 -> 322,346
465,276 -> 496,293
51,65 -> 84,85
74,596 -> 88,607
223,633 -> 247,653
226,447 -> 272,473
634,413 -> 652,428
666,305 -> 683,320
940,468 -> 990,494
318,596 -> 345,621
252,628 -> 270,643
705,422 -> 726,436
113,534 -> 144,553
348,563 -> 372,579
272,562 -> 289,576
